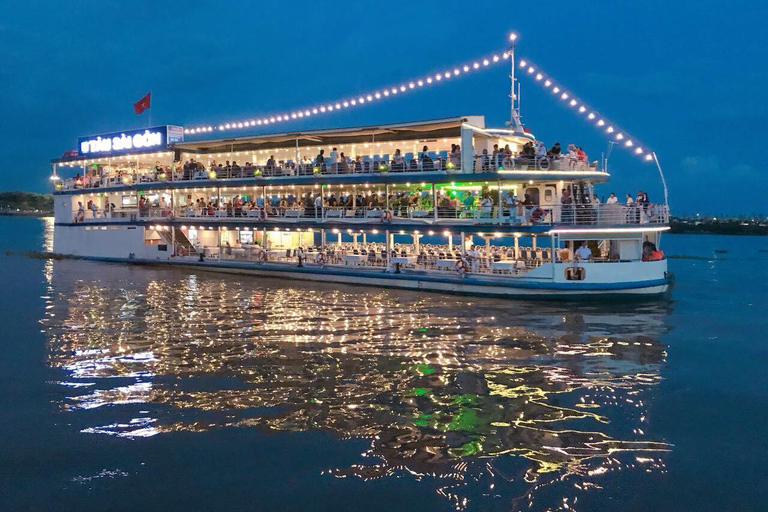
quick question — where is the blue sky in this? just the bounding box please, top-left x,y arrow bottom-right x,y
1,0 -> 765,215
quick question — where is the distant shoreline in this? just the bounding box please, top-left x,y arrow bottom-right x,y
669,220 -> 767,236
0,210 -> 52,217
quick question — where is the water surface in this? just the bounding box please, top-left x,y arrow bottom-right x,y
0,217 -> 766,511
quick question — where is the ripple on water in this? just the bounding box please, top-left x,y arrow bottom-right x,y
42,261 -> 672,511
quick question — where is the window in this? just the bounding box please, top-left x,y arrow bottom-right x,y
525,187 -> 540,204
239,230 -> 253,244
565,266 -> 586,280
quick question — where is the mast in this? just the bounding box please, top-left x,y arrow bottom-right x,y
508,33 -> 523,132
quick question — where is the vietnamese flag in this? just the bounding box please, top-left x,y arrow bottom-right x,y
133,92 -> 151,114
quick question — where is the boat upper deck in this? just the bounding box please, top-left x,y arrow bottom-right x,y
52,116 -> 608,194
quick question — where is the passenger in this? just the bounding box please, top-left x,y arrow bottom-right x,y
535,141 -> 549,169
577,147 -> 587,164
606,192 -> 618,205
329,147 -> 339,173
522,141 -> 535,158
315,149 -> 326,171
339,152 -> 349,173
626,193 -> 635,206
567,144 -> 578,168
449,144 -> 461,166
455,257 -> 467,277
480,148 -> 491,171
467,245 -> 480,273
462,192 -> 475,213
642,241 -> 665,261
575,241 -> 592,261
266,155 -> 276,172
480,194 -> 493,217
420,145 -> 433,170
392,149 -> 404,171
354,156 -> 363,172
549,142 -> 561,156
561,188 -> 573,223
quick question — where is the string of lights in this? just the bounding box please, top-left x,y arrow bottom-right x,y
515,57 -> 654,161
183,49 -> 511,135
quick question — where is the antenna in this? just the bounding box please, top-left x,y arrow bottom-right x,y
605,141 -> 616,172
508,33 -> 523,132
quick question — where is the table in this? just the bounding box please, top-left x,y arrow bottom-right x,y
344,254 -> 366,265
390,256 -> 418,266
491,260 -> 526,273
268,249 -> 287,259
436,259 -> 458,270
230,248 -> 247,259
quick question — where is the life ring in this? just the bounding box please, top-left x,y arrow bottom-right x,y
537,157 -> 550,170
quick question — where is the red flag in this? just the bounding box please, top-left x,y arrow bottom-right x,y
133,92 -> 151,114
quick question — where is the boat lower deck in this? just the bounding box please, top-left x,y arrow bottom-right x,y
66,253 -> 671,300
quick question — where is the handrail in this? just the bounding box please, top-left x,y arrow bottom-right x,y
56,154 -> 606,191
104,202 -> 669,227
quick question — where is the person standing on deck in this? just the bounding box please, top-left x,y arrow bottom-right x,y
329,147 -> 339,173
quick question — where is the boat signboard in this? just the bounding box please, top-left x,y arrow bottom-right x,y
77,125 -> 184,157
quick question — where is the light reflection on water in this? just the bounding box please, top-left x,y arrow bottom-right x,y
41,244 -> 672,510
43,269 -> 671,510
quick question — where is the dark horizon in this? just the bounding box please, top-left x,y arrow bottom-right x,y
1,0 -> 765,215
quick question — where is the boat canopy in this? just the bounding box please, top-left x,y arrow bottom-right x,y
173,116 -> 506,154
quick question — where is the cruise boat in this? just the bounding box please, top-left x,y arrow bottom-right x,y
49,42 -> 672,299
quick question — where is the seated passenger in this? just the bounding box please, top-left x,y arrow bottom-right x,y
575,242 -> 592,261
392,149 -> 404,171
420,145 -> 433,170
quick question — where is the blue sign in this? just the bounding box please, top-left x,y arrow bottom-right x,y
78,125 -> 184,157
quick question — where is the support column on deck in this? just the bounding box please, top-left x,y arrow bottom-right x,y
432,184 -> 438,221
217,227 -> 222,261
385,230 -> 391,272
550,233 -> 556,262
497,179 -> 503,224
532,235 -> 537,250
514,235 -> 520,258
460,231 -> 466,257
447,232 -> 453,252
321,228 -> 326,248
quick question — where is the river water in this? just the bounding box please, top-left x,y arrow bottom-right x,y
0,217 -> 766,511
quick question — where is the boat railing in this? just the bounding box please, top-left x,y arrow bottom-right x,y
55,153 -> 607,191
130,202 -> 668,227
211,243 -> 556,276
473,153 -> 598,172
